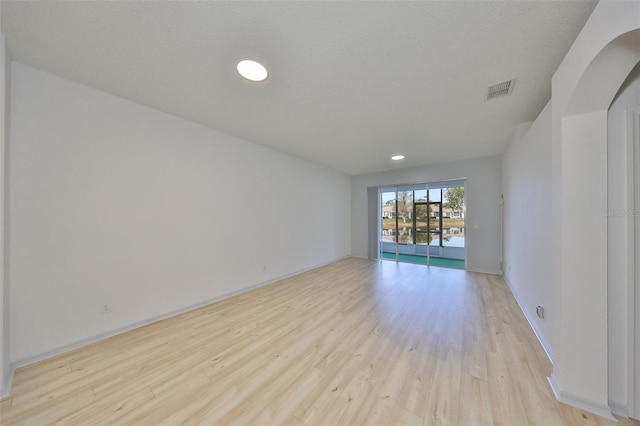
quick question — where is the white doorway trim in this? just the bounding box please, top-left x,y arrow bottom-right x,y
629,107 -> 640,420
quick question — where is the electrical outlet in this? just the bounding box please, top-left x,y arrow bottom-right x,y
536,305 -> 545,319
100,304 -> 112,314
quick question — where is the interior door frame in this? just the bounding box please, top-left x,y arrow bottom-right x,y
627,107 -> 640,420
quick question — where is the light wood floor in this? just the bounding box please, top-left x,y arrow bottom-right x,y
1,257 -> 638,425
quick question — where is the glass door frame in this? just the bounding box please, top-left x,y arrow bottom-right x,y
378,179 -> 466,268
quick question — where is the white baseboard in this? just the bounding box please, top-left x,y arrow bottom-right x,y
548,375 -> 617,422
609,400 -> 629,418
0,365 -> 15,400
7,256 -> 351,391
503,273 -> 553,363
465,267 -> 502,275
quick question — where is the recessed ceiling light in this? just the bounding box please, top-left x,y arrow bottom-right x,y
391,155 -> 405,161
237,60 -> 268,82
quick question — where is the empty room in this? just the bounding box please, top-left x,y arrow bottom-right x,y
1,1 -> 640,425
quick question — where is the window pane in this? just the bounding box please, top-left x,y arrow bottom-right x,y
416,232 -> 430,245
396,190 -> 413,244
414,189 -> 427,202
381,191 -> 397,243
415,204 -> 428,231
428,188 -> 441,202
429,204 -> 441,230
442,186 -> 465,248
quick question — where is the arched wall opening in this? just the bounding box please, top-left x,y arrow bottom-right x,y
551,28 -> 640,420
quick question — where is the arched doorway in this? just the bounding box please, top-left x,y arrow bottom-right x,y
552,25 -> 640,420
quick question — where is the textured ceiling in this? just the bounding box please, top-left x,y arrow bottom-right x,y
0,1 -> 597,176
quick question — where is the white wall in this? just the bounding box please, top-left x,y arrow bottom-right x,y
0,33 -> 9,398
351,155 -> 502,274
607,63 -> 640,412
9,62 -> 351,363
549,0 -> 640,419
502,101 -> 552,359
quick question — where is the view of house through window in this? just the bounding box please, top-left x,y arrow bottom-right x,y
380,181 -> 465,269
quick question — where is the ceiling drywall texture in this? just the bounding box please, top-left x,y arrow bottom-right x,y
0,1 -> 597,176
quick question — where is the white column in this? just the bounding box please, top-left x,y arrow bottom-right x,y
550,110 -> 613,420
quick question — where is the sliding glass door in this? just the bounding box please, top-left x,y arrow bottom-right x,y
379,181 -> 465,269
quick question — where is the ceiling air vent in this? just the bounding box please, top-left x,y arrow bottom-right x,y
486,79 -> 515,100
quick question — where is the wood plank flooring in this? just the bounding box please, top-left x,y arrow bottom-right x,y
1,257 -> 638,425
